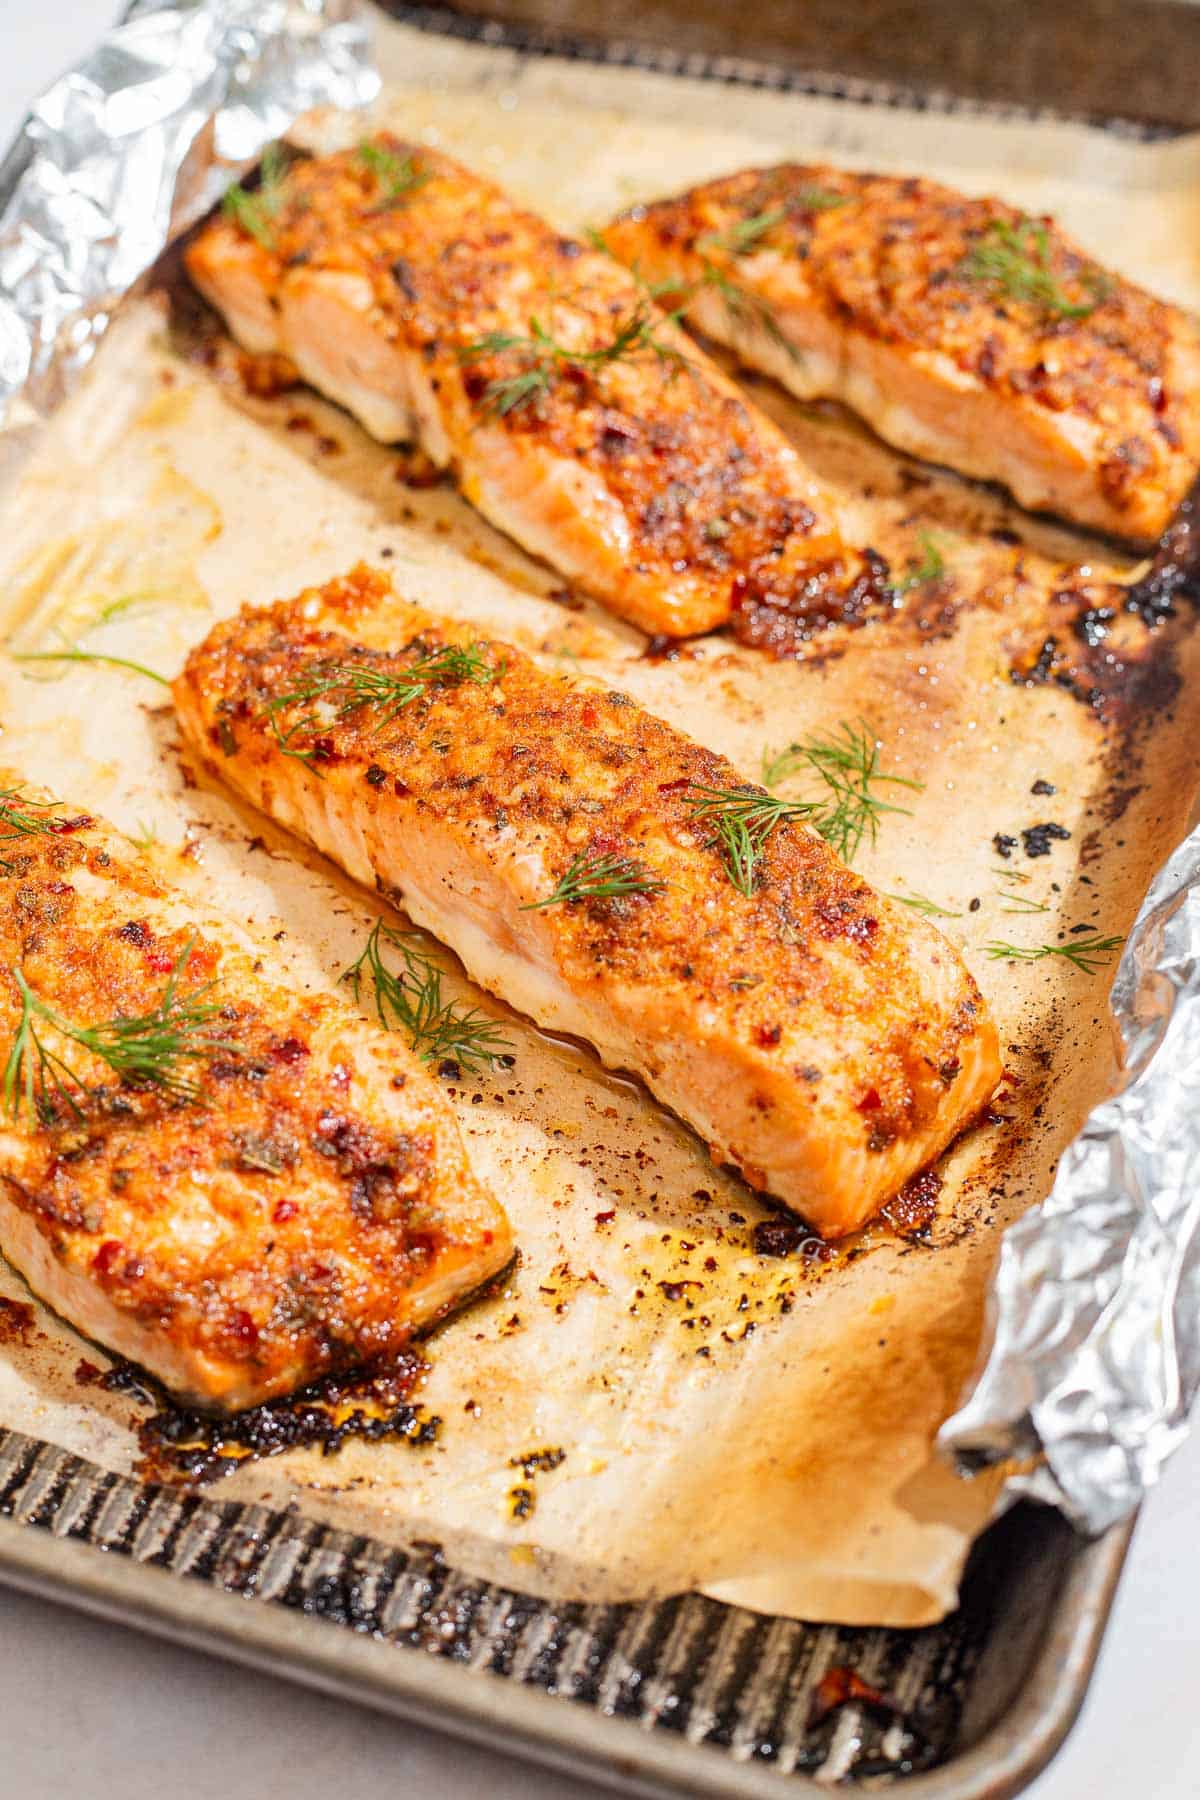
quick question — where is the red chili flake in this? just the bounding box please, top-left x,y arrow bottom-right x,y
1149,375 -> 1167,415
581,700 -> 600,728
814,900 -> 878,944
229,1309 -> 259,1346
92,1240 -> 124,1276
754,1022 -> 782,1048
393,777 -> 411,798
856,1087 -> 882,1112
147,951 -> 176,975
594,1209 -> 616,1226
657,777 -> 691,794
809,1666 -> 898,1727
74,1359 -> 103,1386
47,814 -> 92,836
272,1037 -> 310,1064
271,1198 -> 298,1225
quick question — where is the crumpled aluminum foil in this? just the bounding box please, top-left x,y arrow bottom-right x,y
941,819 -> 1200,1530
0,0 -> 1196,1540
0,0 -> 378,433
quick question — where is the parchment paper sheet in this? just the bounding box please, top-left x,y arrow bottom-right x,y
0,16 -> 1197,1625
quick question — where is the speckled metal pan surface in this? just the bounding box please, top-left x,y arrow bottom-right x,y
0,1426 -> 1133,1797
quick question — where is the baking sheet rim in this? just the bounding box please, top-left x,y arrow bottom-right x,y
0,1503 -> 1135,1800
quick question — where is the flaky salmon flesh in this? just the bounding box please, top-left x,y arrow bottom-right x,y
0,798 -> 511,1411
604,165 -> 1200,545
185,136 -> 886,640
173,566 -> 1001,1240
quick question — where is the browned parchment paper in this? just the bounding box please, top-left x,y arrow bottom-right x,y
0,17 -> 1197,1625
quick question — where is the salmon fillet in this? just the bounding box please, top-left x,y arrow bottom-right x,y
0,793 -> 511,1411
604,165 -> 1200,544
173,565 -> 1001,1239
184,136 -> 885,640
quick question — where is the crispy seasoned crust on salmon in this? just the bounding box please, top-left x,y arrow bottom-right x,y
173,565 -> 1001,1239
0,801 -> 511,1411
184,136 -> 886,639
605,164 -> 1200,544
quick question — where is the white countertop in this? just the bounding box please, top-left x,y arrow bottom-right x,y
1,6 -> 1198,1796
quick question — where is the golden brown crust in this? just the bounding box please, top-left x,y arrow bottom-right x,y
0,809 -> 510,1409
608,163 -> 1200,542
175,565 -> 1000,1233
186,137 -> 882,637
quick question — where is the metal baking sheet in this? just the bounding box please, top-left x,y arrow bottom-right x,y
0,1426 -> 1134,1799
0,1 -> 1177,1791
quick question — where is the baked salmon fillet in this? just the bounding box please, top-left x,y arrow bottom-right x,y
604,166 -> 1200,544
173,565 -> 1001,1239
0,792 -> 511,1411
184,136 -> 885,640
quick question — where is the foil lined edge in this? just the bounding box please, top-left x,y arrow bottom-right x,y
0,0 -> 378,433
941,818 -> 1200,1529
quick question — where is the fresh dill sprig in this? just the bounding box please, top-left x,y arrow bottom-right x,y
0,787 -> 65,873
458,302 -> 687,417
694,205 -> 827,365
956,215 -> 1111,320
265,643 -> 495,768
222,143 -> 291,248
697,209 -> 787,260
356,141 -> 429,208
3,938 -> 235,1123
888,891 -> 961,919
760,720 -> 921,864
801,723 -> 922,862
696,191 -> 844,263
12,646 -> 169,685
998,891 -> 1050,915
984,932 -> 1123,974
125,821 -> 160,852
893,531 -> 947,596
760,743 -> 806,790
991,864 -> 1031,884
791,185 -> 848,213
583,228 -> 680,302
683,785 -> 814,898
698,260 -> 801,364
341,920 -> 512,1070
523,851 -> 665,910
